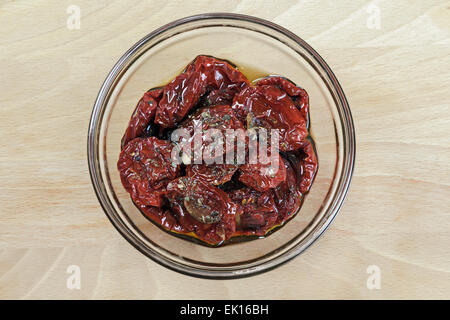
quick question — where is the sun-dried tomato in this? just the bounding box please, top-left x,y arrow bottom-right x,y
186,163 -> 238,185
232,84 -> 308,152
176,104 -> 246,163
229,187 -> 279,235
298,140 -> 318,194
121,87 -> 164,149
238,151 -> 286,192
255,76 -> 309,124
274,157 -> 303,221
155,55 -> 250,128
165,176 -> 240,245
117,137 -> 180,207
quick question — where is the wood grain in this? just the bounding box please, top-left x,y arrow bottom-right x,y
0,0 -> 449,299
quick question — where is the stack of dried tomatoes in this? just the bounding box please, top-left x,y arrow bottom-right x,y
118,55 -> 317,246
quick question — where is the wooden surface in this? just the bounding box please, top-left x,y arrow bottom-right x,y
1,0 -> 449,299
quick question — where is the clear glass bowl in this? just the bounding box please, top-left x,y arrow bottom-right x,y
87,13 -> 355,279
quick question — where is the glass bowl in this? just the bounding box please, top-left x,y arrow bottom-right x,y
87,13 -> 355,279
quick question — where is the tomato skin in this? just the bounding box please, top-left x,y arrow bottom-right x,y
238,152 -> 287,192
229,187 -> 278,235
255,76 -> 309,123
155,55 -> 250,128
117,137 -> 180,207
273,157 -> 303,221
177,104 -> 246,163
186,163 -> 238,185
297,140 -> 318,194
121,88 -> 164,149
165,176 -> 240,245
139,206 -> 183,232
229,188 -> 278,216
179,104 -> 244,132
232,84 -> 308,152
166,177 -> 229,223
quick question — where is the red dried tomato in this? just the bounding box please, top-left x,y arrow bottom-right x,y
238,151 -> 286,192
139,206 -> 183,232
229,187 -> 279,235
186,163 -> 238,185
176,104 -> 246,163
117,137 -> 180,207
255,76 -> 309,124
298,140 -> 318,194
166,177 -> 240,245
232,84 -> 308,152
155,55 -> 249,128
121,87 -> 163,148
273,157 -> 303,221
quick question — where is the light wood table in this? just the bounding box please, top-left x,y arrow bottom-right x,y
1,0 -> 449,299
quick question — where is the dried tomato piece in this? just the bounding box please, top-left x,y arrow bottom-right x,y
186,163 -> 238,185
155,55 -> 250,128
274,157 -> 303,220
139,206 -> 182,232
255,76 -> 309,123
238,151 -> 286,192
179,104 -> 244,133
298,140 -> 318,194
177,104 -> 246,163
166,177 -> 240,245
117,137 -> 180,207
229,188 -> 278,234
232,84 -> 308,151
229,188 -> 278,215
204,89 -> 237,106
121,87 -> 164,149
239,213 -> 266,230
167,177 -> 227,224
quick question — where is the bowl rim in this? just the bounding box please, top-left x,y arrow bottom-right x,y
87,12 -> 355,279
